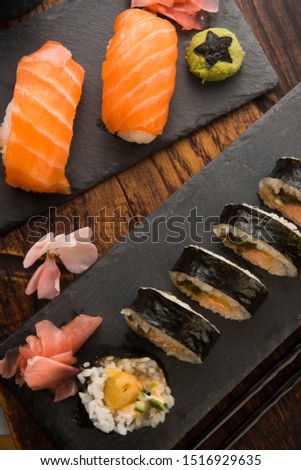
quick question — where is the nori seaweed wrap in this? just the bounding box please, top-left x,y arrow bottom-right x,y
213,203 -> 301,277
259,156 -> 301,226
170,246 -> 268,321
121,288 -> 220,364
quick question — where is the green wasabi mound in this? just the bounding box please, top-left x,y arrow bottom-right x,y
186,28 -> 245,83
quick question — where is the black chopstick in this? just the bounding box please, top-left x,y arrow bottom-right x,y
191,341 -> 301,449
219,366 -> 301,449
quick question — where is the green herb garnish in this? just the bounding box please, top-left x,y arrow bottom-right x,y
135,401 -> 145,413
148,398 -> 166,412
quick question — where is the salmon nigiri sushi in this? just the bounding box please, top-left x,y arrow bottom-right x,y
0,40 -> 85,194
101,9 -> 178,144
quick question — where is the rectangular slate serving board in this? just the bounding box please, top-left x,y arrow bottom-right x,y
0,0 -> 277,234
1,82 -> 301,450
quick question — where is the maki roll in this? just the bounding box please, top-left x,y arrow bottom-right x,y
259,157 -> 301,226
170,246 -> 268,321
213,203 -> 301,277
121,288 -> 220,364
78,355 -> 174,435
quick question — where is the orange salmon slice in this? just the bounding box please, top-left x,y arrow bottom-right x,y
2,40 -> 85,194
197,293 -> 233,316
281,202 -> 301,225
242,247 -> 275,270
101,9 -> 178,143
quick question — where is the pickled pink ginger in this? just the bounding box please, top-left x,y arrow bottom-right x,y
0,314 -> 102,402
131,0 -> 219,30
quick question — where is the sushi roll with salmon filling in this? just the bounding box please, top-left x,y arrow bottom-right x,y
213,204 -> 301,277
259,157 -> 301,226
170,246 -> 268,321
78,356 -> 174,435
121,288 -> 220,364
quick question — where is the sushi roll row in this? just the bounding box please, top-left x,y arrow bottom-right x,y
121,251 -> 269,365
77,155 -> 301,436
120,157 -> 301,368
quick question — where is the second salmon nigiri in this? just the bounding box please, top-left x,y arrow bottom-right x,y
101,8 -> 178,144
1,40 -> 85,194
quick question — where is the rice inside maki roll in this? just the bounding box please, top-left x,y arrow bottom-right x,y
170,246 -> 268,321
213,203 -> 301,277
259,157 -> 301,226
78,356 -> 174,435
121,287 -> 220,364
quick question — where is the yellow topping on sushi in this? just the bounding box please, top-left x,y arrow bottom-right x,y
103,368 -> 143,410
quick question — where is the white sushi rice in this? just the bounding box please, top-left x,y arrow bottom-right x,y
78,356 -> 174,435
0,99 -> 13,161
117,130 -> 155,144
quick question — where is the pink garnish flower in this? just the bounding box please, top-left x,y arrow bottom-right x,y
23,227 -> 98,300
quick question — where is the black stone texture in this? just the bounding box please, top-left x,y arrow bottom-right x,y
0,0 -> 277,234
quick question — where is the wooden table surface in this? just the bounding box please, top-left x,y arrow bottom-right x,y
0,0 -> 301,450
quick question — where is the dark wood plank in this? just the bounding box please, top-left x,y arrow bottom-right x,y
233,384 -> 301,450
0,0 -> 300,450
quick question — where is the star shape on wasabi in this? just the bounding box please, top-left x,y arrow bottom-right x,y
194,31 -> 233,69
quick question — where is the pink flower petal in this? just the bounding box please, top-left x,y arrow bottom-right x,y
73,226 -> 93,242
53,227 -> 93,246
37,258 -> 61,299
25,258 -> 61,300
23,232 -> 54,268
59,242 -> 98,274
51,226 -> 98,274
25,262 -> 47,295
24,228 -> 97,298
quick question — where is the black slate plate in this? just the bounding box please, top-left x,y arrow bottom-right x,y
0,0 -> 277,234
1,82 -> 301,450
